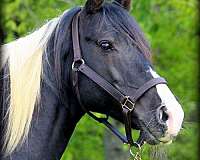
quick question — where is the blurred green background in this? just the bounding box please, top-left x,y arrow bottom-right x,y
1,0 -> 199,159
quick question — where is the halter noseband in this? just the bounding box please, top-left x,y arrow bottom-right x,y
71,10 -> 167,147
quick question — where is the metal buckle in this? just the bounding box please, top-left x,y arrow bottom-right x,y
72,59 -> 85,71
121,96 -> 135,111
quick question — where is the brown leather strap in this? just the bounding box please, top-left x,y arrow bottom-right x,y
74,62 -> 166,146
72,64 -> 130,144
78,63 -> 125,102
72,11 -> 82,61
123,107 -> 134,145
130,78 -> 167,103
71,10 -> 167,147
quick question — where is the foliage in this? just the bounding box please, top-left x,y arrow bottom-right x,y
132,1 -> 198,159
2,0 -> 198,160
62,116 -> 105,160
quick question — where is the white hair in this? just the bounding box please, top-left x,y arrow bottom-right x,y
1,17 -> 59,155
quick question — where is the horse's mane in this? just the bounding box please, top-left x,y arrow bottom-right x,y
1,16 -> 60,154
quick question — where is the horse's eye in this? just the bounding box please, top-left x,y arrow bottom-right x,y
98,40 -> 113,51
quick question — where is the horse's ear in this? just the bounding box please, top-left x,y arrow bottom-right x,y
85,0 -> 104,14
113,0 -> 131,11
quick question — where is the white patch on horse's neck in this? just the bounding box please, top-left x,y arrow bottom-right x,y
148,67 -> 184,138
1,17 -> 60,155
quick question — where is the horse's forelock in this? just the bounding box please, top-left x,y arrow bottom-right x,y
103,3 -> 151,60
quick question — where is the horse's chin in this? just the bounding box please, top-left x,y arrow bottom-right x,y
137,126 -> 172,146
137,130 -> 160,146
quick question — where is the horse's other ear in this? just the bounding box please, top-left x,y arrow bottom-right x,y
85,0 -> 104,14
113,0 -> 131,11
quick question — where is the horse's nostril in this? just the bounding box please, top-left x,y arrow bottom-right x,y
158,106 -> 169,123
161,109 -> 168,122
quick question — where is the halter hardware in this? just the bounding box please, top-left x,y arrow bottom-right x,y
71,9 -> 167,149
121,96 -> 135,112
72,59 -> 85,71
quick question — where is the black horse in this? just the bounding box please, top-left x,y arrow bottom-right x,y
0,0 -> 184,159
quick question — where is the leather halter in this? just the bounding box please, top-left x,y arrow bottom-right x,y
71,11 -> 167,147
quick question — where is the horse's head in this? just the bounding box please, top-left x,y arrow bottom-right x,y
72,0 -> 184,145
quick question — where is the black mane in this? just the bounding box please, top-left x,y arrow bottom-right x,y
43,8 -> 81,100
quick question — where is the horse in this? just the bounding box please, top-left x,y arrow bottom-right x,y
0,0 -> 184,159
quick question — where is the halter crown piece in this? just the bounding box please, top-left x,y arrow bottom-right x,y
71,9 -> 167,150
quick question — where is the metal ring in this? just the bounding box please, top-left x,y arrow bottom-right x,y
133,142 -> 141,150
129,147 -> 135,157
72,59 -> 85,71
129,142 -> 141,157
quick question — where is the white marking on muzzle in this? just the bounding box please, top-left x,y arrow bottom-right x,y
148,67 -> 184,138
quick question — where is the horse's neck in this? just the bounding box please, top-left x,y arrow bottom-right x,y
29,81 -> 84,159
1,72 -> 84,160
0,8 -> 83,159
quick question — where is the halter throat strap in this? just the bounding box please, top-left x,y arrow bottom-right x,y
71,11 -> 167,147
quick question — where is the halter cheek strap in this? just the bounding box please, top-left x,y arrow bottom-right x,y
71,11 -> 167,147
